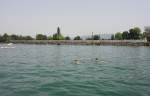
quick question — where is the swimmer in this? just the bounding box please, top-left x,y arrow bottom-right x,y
73,59 -> 80,64
95,58 -> 98,60
95,58 -> 99,62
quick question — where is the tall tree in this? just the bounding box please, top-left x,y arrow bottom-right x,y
53,27 -> 64,40
57,27 -> 60,35
115,32 -> 122,40
57,27 -> 60,40
143,26 -> 150,41
0,35 -> 3,42
129,29 -> 135,39
2,33 -> 10,42
129,27 -> 141,39
93,35 -> 100,40
134,27 -> 141,39
122,31 -> 129,40
111,34 -> 115,40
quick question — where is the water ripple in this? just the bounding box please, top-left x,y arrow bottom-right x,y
0,45 -> 150,96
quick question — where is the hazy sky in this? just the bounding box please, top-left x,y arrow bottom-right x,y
0,0 -> 150,37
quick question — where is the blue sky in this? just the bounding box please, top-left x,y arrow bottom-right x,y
0,0 -> 150,37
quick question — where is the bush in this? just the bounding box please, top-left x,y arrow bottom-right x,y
65,36 -> 71,40
74,36 -> 82,40
36,34 -> 47,40
144,42 -> 150,46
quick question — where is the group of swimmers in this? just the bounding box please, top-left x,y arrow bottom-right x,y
73,57 -> 101,64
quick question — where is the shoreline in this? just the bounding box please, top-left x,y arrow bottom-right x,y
5,40 -> 149,46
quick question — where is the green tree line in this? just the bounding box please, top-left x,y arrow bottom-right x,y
0,33 -> 83,42
1,26 -> 150,42
111,27 -> 149,40
0,33 -> 33,42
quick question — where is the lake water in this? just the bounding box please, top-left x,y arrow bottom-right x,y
0,44 -> 150,96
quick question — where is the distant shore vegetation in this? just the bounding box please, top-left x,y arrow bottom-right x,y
0,26 -> 150,43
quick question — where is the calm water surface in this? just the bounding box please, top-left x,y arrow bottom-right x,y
0,44 -> 150,96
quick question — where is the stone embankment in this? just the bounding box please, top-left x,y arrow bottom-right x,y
10,40 -> 149,46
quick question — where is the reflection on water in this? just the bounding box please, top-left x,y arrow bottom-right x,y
0,45 -> 150,96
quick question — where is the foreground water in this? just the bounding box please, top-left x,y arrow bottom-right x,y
0,44 -> 150,96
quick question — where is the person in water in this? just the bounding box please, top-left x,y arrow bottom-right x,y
95,58 -> 98,60
74,59 -> 80,64
73,58 -> 99,64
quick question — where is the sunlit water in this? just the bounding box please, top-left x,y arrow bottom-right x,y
0,44 -> 150,96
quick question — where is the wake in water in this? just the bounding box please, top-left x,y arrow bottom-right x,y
0,46 -> 15,49
0,43 -> 15,49
72,57 -> 107,64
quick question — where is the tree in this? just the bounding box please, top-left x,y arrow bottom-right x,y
0,33 -> 34,42
2,33 -> 10,42
93,35 -> 100,40
129,27 -> 141,39
53,33 -> 64,40
47,35 -> 53,40
65,36 -> 71,40
53,33 -> 58,40
74,36 -> 82,40
134,27 -> 141,33
57,27 -> 60,35
10,34 -> 19,40
111,34 -> 115,40
18,35 -> 24,40
115,32 -> 122,40
133,27 -> 141,39
0,35 -> 3,42
122,31 -> 129,40
143,26 -> 150,41
52,27 -> 65,40
129,29 -> 135,39
23,36 -> 33,40
36,34 -> 47,40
